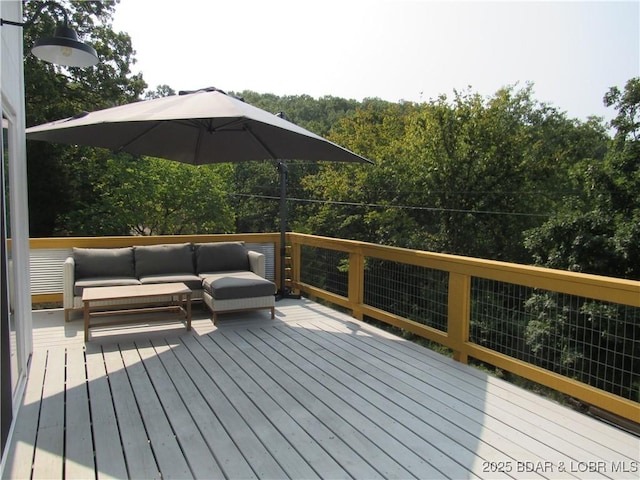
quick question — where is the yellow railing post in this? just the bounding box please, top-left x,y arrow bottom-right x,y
448,272 -> 471,364
275,234 -> 282,292
290,236 -> 301,295
348,249 -> 364,320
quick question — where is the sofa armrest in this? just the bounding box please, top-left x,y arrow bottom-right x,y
63,256 -> 75,309
248,250 -> 266,278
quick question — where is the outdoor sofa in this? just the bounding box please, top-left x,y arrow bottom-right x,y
63,241 -> 276,323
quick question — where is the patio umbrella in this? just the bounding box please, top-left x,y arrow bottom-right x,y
26,87 -> 373,297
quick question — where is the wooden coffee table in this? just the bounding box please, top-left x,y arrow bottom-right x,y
82,283 -> 192,341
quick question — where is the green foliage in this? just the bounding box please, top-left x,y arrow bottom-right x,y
58,156 -> 234,236
604,77 -> 640,144
515,79 -> 640,403
303,85 -> 607,264
525,210 -> 624,275
234,91 -> 361,137
522,291 -> 640,401
24,1 -> 145,125
471,283 -> 529,358
145,84 -> 176,99
24,0 -> 147,236
525,77 -> 640,279
230,160 -> 280,233
523,293 -> 578,367
300,100 -> 412,243
226,91 -> 363,234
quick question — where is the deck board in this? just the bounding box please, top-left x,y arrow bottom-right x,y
31,347 -> 65,480
314,314 -> 640,462
64,346 -> 95,479
184,335 -> 321,480
186,334 -> 375,479
304,315 -> 630,477
258,324 -> 513,479
177,334 -> 289,479
3,299 -> 638,480
184,334 -> 349,480
137,340 -> 225,479
228,328 -> 453,479
99,343 -> 158,479
2,345 -> 48,480
149,338 -> 258,480
84,344 -> 129,480
214,329 -> 402,479
294,318 -> 570,476
118,342 -> 193,479
197,331 -> 376,479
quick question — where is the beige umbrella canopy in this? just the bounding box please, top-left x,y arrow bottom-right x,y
26,87 -> 373,296
26,87 -> 372,165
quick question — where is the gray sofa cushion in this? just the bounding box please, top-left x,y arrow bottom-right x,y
73,247 -> 135,280
202,273 -> 276,300
195,242 -> 249,274
74,277 -> 141,296
134,243 -> 194,277
139,274 -> 203,291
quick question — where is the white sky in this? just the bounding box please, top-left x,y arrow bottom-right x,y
112,0 -> 639,122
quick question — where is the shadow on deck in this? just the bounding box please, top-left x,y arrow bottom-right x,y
3,298 -> 638,479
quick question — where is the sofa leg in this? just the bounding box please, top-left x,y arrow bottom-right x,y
213,312 -> 218,325
270,307 -> 275,319
65,309 -> 70,323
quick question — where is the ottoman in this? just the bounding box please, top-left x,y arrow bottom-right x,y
202,271 -> 276,324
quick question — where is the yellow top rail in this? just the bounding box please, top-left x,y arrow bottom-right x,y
289,233 -> 640,307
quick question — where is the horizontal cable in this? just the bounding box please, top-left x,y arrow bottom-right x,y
230,193 -> 551,218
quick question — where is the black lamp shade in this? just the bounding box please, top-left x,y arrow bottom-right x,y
31,24 -> 98,67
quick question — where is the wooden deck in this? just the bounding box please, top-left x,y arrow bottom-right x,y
2,298 -> 638,479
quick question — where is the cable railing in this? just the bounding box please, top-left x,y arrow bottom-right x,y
289,233 -> 640,423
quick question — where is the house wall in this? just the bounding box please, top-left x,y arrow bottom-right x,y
0,0 -> 33,465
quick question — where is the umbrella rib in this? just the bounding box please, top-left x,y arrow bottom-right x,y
211,117 -> 249,132
179,118 -> 246,134
193,126 -> 204,165
244,125 -> 278,160
118,121 -> 164,152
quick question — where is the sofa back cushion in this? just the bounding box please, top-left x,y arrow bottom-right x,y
73,247 -> 135,280
195,241 -> 249,273
134,243 -> 194,277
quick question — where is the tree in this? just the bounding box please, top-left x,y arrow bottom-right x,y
226,91 -> 363,234
521,78 -> 640,402
24,1 -> 145,125
24,0 -> 147,236
604,78 -> 640,143
525,78 -> 640,279
145,84 -> 176,99
299,99 -> 409,243
303,85 -> 605,263
59,156 -> 235,236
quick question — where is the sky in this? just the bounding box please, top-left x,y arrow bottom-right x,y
112,0 -> 639,123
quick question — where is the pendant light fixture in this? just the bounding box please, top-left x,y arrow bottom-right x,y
1,1 -> 99,68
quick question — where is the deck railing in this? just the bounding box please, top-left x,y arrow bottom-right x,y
17,232 -> 640,423
288,233 -> 640,424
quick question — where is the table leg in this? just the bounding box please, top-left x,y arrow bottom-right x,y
83,301 -> 90,342
186,293 -> 192,331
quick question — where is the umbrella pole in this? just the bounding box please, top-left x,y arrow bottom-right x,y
276,160 -> 300,300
